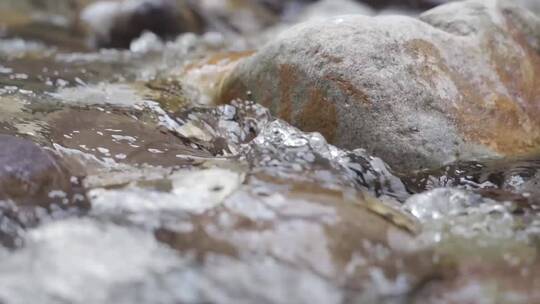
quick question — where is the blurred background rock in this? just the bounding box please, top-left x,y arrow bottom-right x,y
1,0 -> 538,50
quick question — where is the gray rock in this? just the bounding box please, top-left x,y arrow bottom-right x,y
218,0 -> 540,172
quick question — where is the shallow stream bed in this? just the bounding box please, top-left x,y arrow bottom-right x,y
0,1 -> 539,303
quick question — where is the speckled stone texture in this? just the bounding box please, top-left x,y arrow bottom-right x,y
219,0 -> 540,172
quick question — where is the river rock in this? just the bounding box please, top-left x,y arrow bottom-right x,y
81,0 -> 204,48
0,135 -> 72,203
218,0 -> 540,172
0,135 -> 88,246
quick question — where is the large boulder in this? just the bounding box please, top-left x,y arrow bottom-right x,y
218,0 -> 540,172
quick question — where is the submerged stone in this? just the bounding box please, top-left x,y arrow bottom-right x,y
0,135 -> 88,247
46,107 -> 214,170
0,135 -> 78,204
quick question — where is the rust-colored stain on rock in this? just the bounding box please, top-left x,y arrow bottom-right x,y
184,50 -> 256,104
297,86 -> 338,142
325,74 -> 371,107
216,50 -> 257,63
217,79 -> 249,105
277,64 -> 338,142
404,34 -> 540,156
155,213 -> 239,261
277,64 -> 297,122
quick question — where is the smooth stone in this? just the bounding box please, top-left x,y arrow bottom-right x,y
218,0 -> 540,172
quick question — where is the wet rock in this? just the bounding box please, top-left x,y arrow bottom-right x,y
219,0 -> 540,172
0,135 -> 88,247
46,107 -> 214,170
243,118 -> 410,201
181,176 -> 430,300
0,135 -> 80,204
172,100 -> 410,201
81,0 -> 204,48
0,219 -> 186,304
0,218 -> 348,304
85,167 -> 432,303
179,51 -> 256,106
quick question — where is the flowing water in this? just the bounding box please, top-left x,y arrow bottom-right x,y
0,3 -> 539,304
